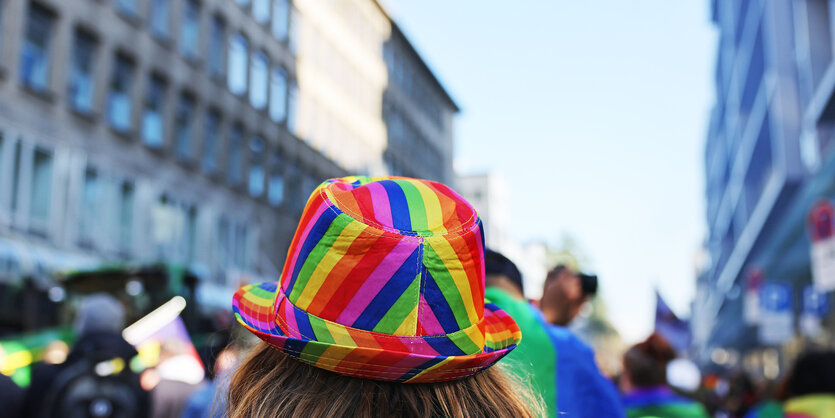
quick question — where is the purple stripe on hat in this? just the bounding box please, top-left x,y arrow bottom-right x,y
419,294 -> 445,335
336,239 -> 420,325
366,182 -> 393,228
282,297 -> 301,339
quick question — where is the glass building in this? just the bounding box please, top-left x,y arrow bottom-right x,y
695,0 -> 835,377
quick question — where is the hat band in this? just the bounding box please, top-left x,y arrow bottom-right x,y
271,290 -> 488,357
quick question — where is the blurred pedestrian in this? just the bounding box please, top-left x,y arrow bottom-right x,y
779,350 -> 835,418
620,333 -> 709,417
182,333 -> 239,418
226,176 -> 543,417
0,373 -> 24,418
484,249 -> 623,417
151,340 -> 205,418
540,264 -> 593,327
23,293 -> 150,418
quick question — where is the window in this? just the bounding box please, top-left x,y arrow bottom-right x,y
115,0 -> 138,17
234,223 -> 248,267
184,206 -> 197,263
218,216 -> 231,267
181,0 -> 200,60
174,93 -> 196,160
268,150 -> 284,206
235,0 -> 250,7
149,0 -> 170,39
271,0 -> 290,41
208,16 -> 225,78
201,109 -> 221,173
80,168 -> 99,244
141,75 -> 166,147
287,80 -> 298,134
119,180 -> 134,252
248,136 -> 265,197
227,124 -> 244,185
30,148 -> 52,225
0,2 -> 5,62
9,141 -> 21,213
228,33 -> 248,96
288,7 -> 298,54
107,54 -> 135,132
20,4 -> 54,92
250,51 -> 268,109
68,29 -> 97,114
253,0 -> 270,24
269,66 -> 287,122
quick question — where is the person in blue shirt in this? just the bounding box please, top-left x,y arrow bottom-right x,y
487,251 -> 624,417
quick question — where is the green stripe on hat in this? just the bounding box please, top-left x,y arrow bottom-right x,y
288,214 -> 352,303
422,243 -> 471,331
373,273 -> 420,334
394,179 -> 428,233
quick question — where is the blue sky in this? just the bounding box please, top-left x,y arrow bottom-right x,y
385,0 -> 718,343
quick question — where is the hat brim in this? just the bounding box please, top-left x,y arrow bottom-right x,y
233,282 -> 521,383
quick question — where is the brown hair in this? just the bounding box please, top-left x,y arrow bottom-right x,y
623,333 -> 676,388
227,342 -> 544,418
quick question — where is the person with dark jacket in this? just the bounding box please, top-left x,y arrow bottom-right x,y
22,294 -> 150,418
0,373 -> 24,418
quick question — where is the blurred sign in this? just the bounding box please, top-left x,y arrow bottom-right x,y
800,285 -> 830,337
758,283 -> 794,345
744,268 -> 763,325
809,200 -> 835,291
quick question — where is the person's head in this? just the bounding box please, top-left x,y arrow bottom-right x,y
229,176 -> 540,417
228,342 -> 541,418
74,293 -> 126,335
540,264 -> 588,326
621,333 -> 677,392
484,249 -> 524,299
783,350 -> 835,399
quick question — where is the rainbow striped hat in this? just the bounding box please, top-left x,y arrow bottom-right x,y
233,176 -> 521,382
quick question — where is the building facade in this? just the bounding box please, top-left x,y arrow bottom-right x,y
0,0 -> 456,314
695,0 -> 835,376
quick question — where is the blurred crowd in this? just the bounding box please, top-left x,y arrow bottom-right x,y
1,251 -> 834,417
2,179 -> 835,417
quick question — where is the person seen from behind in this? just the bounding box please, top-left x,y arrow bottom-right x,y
22,293 -> 150,418
0,373 -> 24,418
150,340 -> 205,418
484,249 -> 623,417
779,350 -> 835,418
182,331 -> 240,418
226,176 -> 543,418
620,333 -> 709,417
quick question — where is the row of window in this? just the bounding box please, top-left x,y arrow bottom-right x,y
19,1 -> 299,133
0,130 -> 257,272
386,106 -> 445,178
384,39 -> 445,132
13,2 -> 313,201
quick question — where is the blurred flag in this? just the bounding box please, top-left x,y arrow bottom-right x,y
654,291 -> 691,353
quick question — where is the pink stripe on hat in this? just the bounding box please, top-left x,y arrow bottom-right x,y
336,239 -> 419,325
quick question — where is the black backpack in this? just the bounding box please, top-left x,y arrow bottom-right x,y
39,350 -> 149,418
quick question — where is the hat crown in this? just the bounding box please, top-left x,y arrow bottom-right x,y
278,176 -> 486,339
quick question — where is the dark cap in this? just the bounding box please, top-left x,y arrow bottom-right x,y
484,249 -> 524,295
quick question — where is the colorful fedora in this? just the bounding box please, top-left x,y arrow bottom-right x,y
232,176 -> 521,383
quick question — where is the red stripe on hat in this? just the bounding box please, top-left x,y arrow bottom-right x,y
316,236 -> 401,320
305,231 -> 385,319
